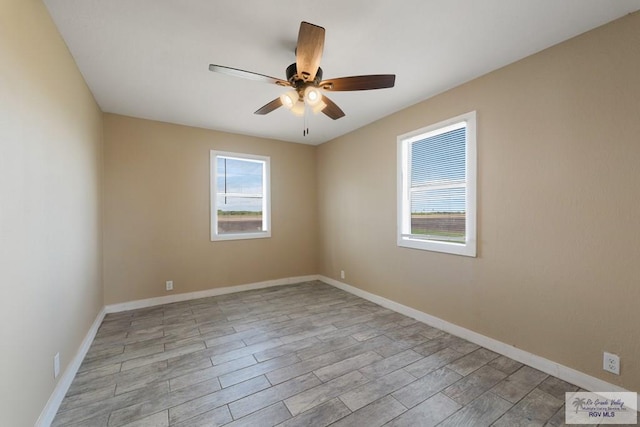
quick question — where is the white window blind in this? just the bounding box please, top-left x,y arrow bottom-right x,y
409,122 -> 467,243
397,111 -> 476,256
210,151 -> 271,241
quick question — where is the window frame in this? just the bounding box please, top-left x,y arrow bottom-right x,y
397,111 -> 477,257
210,150 -> 271,241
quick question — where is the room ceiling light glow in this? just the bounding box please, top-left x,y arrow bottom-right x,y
311,100 -> 327,114
280,86 -> 326,117
304,86 -> 321,106
280,91 -> 298,109
290,100 -> 305,116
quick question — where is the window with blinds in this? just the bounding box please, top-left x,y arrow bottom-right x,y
397,111 -> 476,256
210,151 -> 271,241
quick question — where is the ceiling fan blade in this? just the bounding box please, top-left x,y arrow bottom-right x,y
321,95 -> 345,120
319,74 -> 396,91
254,98 -> 283,115
209,64 -> 290,86
296,22 -> 325,82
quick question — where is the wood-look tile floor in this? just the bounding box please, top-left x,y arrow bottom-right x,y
53,281 -> 592,427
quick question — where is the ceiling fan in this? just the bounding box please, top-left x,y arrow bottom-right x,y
208,21 -> 396,121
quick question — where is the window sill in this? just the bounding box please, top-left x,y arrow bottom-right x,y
211,231 -> 271,242
398,236 -> 476,257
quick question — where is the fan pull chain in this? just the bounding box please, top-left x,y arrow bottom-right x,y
303,105 -> 310,136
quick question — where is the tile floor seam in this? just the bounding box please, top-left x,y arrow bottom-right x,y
53,281 -> 586,427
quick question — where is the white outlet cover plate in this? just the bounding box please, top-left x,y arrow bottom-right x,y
603,351 -> 620,375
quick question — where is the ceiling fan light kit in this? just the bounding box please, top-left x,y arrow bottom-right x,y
280,91 -> 297,109
311,100 -> 327,115
303,86 -> 322,106
209,21 -> 396,126
290,99 -> 306,117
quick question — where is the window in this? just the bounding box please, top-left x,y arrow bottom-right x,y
210,151 -> 271,241
397,111 -> 476,256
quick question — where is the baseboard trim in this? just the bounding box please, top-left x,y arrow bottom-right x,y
105,275 -> 320,313
320,275 -> 637,402
38,275 -> 636,426
35,306 -> 106,427
37,275 -> 319,425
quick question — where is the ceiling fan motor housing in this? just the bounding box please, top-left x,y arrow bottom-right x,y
286,63 -> 323,88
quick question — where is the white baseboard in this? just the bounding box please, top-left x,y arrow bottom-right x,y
38,274 -> 637,426
36,275 -> 319,425
320,275 -> 637,404
35,306 -> 106,427
105,275 -> 320,313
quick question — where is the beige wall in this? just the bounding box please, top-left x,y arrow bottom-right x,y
103,114 -> 318,304
0,0 -> 104,425
318,12 -> 640,391
3,2 -> 639,422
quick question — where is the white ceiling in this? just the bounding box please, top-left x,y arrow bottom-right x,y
44,0 -> 640,145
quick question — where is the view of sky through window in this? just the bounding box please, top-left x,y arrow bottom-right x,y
410,126 -> 466,214
216,156 -> 264,214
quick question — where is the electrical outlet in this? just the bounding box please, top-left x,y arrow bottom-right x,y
166,280 -> 173,291
603,352 -> 620,375
54,353 -> 60,379
340,270 -> 345,280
